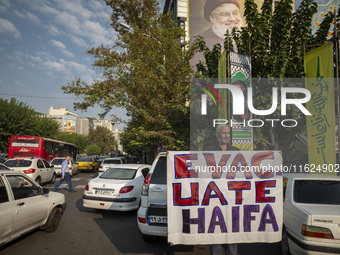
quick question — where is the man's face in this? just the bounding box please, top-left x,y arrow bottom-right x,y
216,126 -> 231,145
66,156 -> 70,162
209,3 -> 243,38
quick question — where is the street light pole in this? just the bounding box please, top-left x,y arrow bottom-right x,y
119,23 -> 165,64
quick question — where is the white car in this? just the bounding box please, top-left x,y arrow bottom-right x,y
0,164 -> 10,171
98,157 -> 124,172
0,170 -> 66,246
137,152 -> 167,242
83,164 -> 150,211
50,157 -> 78,176
282,173 -> 340,255
5,158 -> 56,185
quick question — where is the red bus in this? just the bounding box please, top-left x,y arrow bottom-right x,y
8,136 -> 77,162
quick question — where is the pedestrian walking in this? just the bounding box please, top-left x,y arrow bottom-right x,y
52,155 -> 77,193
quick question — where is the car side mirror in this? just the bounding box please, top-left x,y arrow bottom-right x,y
43,188 -> 50,194
50,164 -> 54,168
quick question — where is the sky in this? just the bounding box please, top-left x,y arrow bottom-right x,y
0,0 -> 166,130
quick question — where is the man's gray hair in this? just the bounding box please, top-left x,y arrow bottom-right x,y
215,124 -> 230,134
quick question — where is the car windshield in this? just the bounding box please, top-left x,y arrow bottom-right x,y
0,164 -> 9,170
100,168 -> 137,180
51,158 -> 64,165
294,180 -> 340,205
103,159 -> 121,164
5,160 -> 32,167
79,158 -> 93,162
150,156 -> 166,185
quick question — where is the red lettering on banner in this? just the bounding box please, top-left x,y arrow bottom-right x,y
256,181 -> 276,203
203,153 -> 231,179
173,183 -> 199,206
227,153 -> 252,179
252,152 -> 275,178
175,154 -> 198,178
228,181 -> 251,204
202,181 -> 228,205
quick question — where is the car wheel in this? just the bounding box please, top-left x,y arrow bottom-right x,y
35,177 -> 42,185
44,207 -> 61,233
281,226 -> 291,255
142,234 -> 158,243
50,173 -> 56,184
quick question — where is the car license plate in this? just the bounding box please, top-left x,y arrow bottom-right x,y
95,189 -> 115,195
148,216 -> 167,224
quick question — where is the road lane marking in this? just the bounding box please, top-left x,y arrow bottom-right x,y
75,185 -> 86,189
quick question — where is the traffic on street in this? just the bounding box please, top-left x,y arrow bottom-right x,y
0,171 -> 282,255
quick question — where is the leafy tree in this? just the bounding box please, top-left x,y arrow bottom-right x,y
55,132 -> 88,153
0,98 -> 60,152
88,126 -> 116,155
33,116 -> 61,139
87,144 -> 101,155
62,0 -> 198,157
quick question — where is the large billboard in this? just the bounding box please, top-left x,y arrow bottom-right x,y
63,115 -> 77,133
189,0 -> 263,64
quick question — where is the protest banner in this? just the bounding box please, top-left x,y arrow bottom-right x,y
167,151 -> 283,245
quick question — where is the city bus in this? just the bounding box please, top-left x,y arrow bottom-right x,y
8,135 -> 77,162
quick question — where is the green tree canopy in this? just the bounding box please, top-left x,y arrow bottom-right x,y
86,144 -> 101,156
0,98 -> 60,152
55,132 -> 88,154
88,126 -> 116,155
62,0 -> 198,157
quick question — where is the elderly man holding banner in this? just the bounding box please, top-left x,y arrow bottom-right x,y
166,126 -> 283,255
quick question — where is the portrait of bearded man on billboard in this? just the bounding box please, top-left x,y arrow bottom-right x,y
191,0 -> 245,65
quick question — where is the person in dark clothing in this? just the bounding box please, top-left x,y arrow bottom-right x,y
204,124 -> 238,255
204,124 -> 239,151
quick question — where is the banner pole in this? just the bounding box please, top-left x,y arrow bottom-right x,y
226,30 -> 232,144
334,10 -> 340,167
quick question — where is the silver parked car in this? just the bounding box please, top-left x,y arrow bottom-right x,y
282,173 -> 340,255
0,170 -> 66,246
5,158 -> 56,185
99,157 -> 124,172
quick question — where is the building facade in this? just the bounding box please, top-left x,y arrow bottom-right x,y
91,119 -> 114,132
49,107 -> 123,151
48,107 -> 93,136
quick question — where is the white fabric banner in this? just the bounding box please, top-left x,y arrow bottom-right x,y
167,151 -> 283,245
